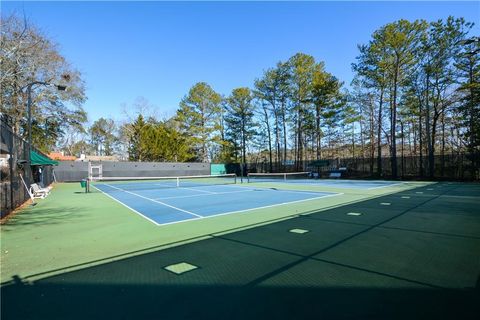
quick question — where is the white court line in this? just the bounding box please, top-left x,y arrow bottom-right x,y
268,189 -> 337,196
199,183 -> 333,196
366,182 -> 405,190
155,189 -> 255,200
154,187 -> 329,201
91,185 -> 161,226
180,187 -> 217,194
253,179 -> 405,191
155,192 -> 344,227
439,194 -> 480,199
213,184 -> 260,190
227,184 -> 336,196
97,182 -> 343,227
101,183 -> 203,218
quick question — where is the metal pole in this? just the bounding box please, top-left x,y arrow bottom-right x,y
23,81 -> 66,187
240,161 -> 243,183
26,83 -> 33,187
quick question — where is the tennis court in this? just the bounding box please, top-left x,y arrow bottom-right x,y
90,175 -> 339,225
3,2 -> 479,318
1,179 -> 479,319
247,172 -> 403,189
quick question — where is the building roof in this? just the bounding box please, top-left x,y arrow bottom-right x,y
48,152 -> 77,161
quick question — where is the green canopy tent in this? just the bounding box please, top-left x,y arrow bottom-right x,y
30,150 -> 58,166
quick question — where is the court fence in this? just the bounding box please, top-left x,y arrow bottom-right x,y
245,153 -> 480,181
54,161 -> 210,182
0,115 -> 55,218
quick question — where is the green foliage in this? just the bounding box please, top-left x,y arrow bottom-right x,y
313,69 -> 346,126
285,53 -> 318,162
126,115 -> 147,161
224,87 -> 257,163
455,37 -> 480,155
353,16 -> 477,178
3,11 -> 477,174
175,82 -> 222,162
125,115 -> 194,162
89,118 -> 118,156
0,13 -> 87,152
253,62 -> 291,165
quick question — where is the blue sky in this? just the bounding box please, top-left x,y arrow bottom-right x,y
3,1 -> 479,123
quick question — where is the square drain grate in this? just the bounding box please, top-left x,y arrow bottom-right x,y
289,228 -> 309,234
164,262 -> 198,275
347,212 -> 362,216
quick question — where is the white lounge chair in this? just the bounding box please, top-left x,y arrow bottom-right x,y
29,183 -> 50,199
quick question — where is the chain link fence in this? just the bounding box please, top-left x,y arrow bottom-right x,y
1,115 -> 55,218
246,153 -> 479,181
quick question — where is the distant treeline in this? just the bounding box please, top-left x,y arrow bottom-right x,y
1,13 -> 478,179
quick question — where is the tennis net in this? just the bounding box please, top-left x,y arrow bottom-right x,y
88,174 -> 237,192
247,172 -> 310,183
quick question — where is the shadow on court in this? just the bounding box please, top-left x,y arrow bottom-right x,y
2,280 -> 478,319
0,206 -> 88,229
2,183 -> 479,319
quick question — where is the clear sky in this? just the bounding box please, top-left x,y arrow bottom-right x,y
3,1 -> 479,123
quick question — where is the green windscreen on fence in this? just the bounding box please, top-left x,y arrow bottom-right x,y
30,150 -> 59,166
211,163 -> 227,175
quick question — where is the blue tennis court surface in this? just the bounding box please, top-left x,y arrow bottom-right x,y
93,183 -> 337,225
248,179 -> 403,189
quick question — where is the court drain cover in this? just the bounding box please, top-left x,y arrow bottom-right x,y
164,262 -> 198,275
347,212 -> 362,216
289,228 -> 309,234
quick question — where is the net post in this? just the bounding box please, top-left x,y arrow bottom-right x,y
88,161 -> 91,180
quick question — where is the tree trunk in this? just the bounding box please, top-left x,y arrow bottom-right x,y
352,124 -> 355,158
360,114 -> 365,158
425,72 -> 432,177
391,61 -> 399,179
429,81 -> 442,178
263,105 -> 273,173
377,88 -> 384,177
282,101 -> 288,169
418,91 -> 424,177
270,97 -> 281,171
296,106 -> 302,170
242,122 -> 246,166
369,99 -> 375,176
401,121 -> 404,178
468,60 -> 476,179
441,103 -> 446,177
316,103 -> 321,160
